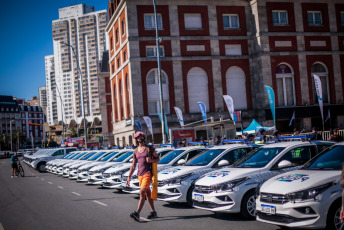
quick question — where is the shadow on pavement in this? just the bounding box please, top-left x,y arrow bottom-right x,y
146,214 -> 212,222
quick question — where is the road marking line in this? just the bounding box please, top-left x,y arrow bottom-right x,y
0,222 -> 4,230
72,192 -> 81,196
41,178 -> 45,181
58,186 -> 64,189
93,200 -> 108,206
48,182 -> 53,184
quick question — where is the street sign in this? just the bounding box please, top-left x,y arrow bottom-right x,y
61,140 -> 65,144
68,137 -> 72,143
68,143 -> 74,146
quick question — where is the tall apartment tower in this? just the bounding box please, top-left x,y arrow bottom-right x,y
39,86 -> 47,107
45,55 -> 58,125
50,4 -> 107,127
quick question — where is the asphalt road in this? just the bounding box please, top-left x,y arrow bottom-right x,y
0,158 -> 281,230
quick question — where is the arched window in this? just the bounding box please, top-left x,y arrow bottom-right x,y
128,135 -> 133,146
122,136 -> 126,146
126,74 -> 130,117
276,64 -> 295,106
119,79 -> 123,119
113,83 -> 117,121
226,67 -> 247,110
311,63 -> 329,104
116,137 -> 120,146
187,67 -> 209,113
146,69 -> 170,115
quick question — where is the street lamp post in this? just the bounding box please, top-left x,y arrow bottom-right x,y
153,0 -> 166,144
60,41 -> 88,148
10,120 -> 14,152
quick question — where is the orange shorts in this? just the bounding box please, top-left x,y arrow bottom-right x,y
138,173 -> 151,189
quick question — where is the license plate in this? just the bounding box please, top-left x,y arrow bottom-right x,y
193,194 -> 204,202
261,204 -> 276,214
88,176 -> 91,178
122,181 -> 127,186
102,178 -> 107,183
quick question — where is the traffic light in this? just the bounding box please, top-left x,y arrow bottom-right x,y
28,121 -> 32,125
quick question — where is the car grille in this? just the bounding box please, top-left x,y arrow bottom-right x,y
122,176 -> 128,181
194,185 -> 214,194
193,201 -> 230,209
260,193 -> 288,204
257,212 -> 316,224
103,173 -> 112,178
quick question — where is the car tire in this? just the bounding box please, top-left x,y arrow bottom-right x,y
38,162 -> 46,173
241,190 -> 256,220
186,184 -> 195,207
326,200 -> 342,230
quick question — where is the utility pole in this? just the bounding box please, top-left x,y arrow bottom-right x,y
10,120 -> 14,152
153,0 -> 166,144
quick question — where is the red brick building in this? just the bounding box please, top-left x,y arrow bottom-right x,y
106,0 -> 344,144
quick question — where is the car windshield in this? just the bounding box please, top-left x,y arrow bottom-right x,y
114,151 -> 133,162
65,152 -> 78,159
304,145 -> 344,170
83,152 -> 98,160
101,152 -> 118,161
233,147 -> 285,168
89,152 -> 106,161
72,152 -> 85,159
76,152 -> 89,159
186,149 -> 226,166
158,150 -> 184,165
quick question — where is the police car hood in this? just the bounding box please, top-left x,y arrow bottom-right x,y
158,166 -> 206,180
70,161 -> 93,169
123,164 -> 168,177
89,162 -> 121,172
195,167 -> 261,186
63,160 -> 85,167
260,170 -> 341,194
78,162 -> 104,170
104,163 -> 132,173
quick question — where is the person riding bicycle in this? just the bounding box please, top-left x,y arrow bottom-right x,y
11,152 -> 19,178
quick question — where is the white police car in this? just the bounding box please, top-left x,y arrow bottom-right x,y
157,144 -> 256,205
68,151 -> 114,180
192,141 -> 319,219
56,151 -> 88,175
87,150 -> 133,184
256,143 -> 344,229
76,150 -> 120,182
46,151 -> 80,173
122,146 -> 206,194
62,151 -> 95,177
102,148 -> 174,189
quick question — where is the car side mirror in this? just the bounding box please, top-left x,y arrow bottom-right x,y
177,159 -> 186,165
218,159 -> 230,167
278,160 -> 292,169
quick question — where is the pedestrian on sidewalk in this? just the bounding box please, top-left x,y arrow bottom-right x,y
127,131 -> 160,221
310,127 -> 322,140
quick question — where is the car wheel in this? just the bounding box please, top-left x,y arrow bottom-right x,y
326,200 -> 342,230
38,162 -> 46,173
241,190 -> 256,220
186,184 -> 195,206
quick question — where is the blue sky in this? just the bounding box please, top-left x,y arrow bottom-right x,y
0,0 -> 107,100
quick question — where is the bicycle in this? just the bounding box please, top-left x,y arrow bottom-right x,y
16,160 -> 25,177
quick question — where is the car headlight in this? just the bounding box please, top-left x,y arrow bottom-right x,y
211,177 -> 248,192
163,173 -> 194,185
286,182 -> 333,203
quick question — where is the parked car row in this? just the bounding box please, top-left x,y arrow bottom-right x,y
23,139 -> 343,229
